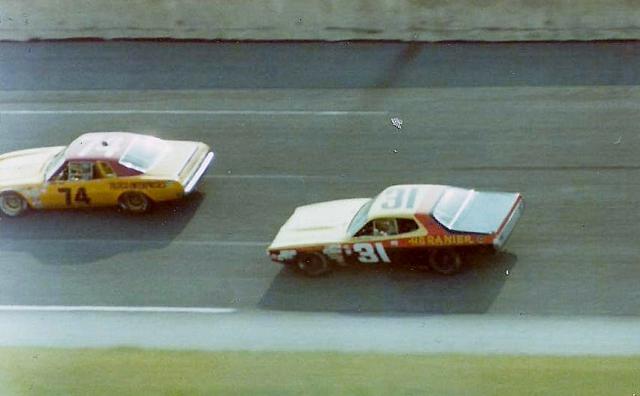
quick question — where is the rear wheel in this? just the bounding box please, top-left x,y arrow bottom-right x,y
429,249 -> 462,275
0,192 -> 28,217
297,253 -> 332,277
118,192 -> 151,214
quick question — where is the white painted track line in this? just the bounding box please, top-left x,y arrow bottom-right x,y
0,110 -> 387,116
204,174 -> 344,180
0,305 -> 236,314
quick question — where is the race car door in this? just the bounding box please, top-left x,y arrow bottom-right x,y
41,161 -> 111,208
348,217 -> 423,265
348,218 -> 399,265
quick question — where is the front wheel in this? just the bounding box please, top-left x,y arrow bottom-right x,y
0,192 -> 28,217
297,253 -> 332,277
429,249 -> 463,275
118,192 -> 151,214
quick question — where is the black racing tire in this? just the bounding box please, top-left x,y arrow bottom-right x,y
118,192 -> 151,214
428,249 -> 463,275
297,253 -> 332,277
0,192 -> 28,217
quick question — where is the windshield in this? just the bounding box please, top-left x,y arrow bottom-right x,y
44,147 -> 66,181
118,137 -> 166,172
432,187 -> 473,229
346,198 -> 374,236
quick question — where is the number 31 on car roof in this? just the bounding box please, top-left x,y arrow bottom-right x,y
381,187 -> 419,210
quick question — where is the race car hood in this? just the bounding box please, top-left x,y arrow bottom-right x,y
268,198 -> 370,250
0,147 -> 61,187
438,190 -> 522,234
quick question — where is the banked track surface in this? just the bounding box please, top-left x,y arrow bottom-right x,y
0,42 -> 638,351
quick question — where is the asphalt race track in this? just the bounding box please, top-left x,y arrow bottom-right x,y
0,41 -> 639,324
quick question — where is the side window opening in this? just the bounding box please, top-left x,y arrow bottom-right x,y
355,218 -> 420,238
373,218 -> 398,236
52,163 -> 69,181
68,162 -> 93,181
397,218 -> 419,234
354,221 -> 374,237
95,161 -> 116,178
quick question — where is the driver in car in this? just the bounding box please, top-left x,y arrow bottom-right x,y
374,219 -> 397,236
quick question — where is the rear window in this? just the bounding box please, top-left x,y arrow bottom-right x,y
433,187 -> 472,229
119,137 -> 167,172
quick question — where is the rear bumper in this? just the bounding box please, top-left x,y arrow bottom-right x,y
184,151 -> 214,194
493,195 -> 524,250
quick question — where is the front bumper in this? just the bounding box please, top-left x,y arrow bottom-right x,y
267,249 -> 298,263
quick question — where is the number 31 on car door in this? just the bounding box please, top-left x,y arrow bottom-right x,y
352,242 -> 391,263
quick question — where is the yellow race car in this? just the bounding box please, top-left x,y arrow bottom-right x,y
0,132 -> 214,216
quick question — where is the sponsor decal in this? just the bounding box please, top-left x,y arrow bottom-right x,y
110,181 -> 167,190
427,235 -> 474,245
408,237 -> 427,246
20,187 -> 43,208
408,235 -> 478,246
323,244 -> 346,265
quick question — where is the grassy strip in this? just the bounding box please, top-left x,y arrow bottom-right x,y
0,348 -> 638,396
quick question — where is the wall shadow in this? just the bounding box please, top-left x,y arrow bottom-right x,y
259,252 -> 517,314
4,42 -> 640,91
0,193 -> 204,265
375,42 -> 422,89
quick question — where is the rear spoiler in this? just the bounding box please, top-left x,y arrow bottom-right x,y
493,195 -> 524,249
184,151 -> 214,194
177,146 -> 200,179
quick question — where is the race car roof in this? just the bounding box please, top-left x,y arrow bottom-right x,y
366,184 -> 451,219
65,132 -> 160,161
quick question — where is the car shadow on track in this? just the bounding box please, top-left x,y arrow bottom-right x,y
259,252 -> 517,314
0,193 -> 204,265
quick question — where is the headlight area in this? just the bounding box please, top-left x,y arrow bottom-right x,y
267,249 -> 297,263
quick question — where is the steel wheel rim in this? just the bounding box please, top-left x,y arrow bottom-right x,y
125,194 -> 147,211
298,255 -> 326,276
1,194 -> 24,216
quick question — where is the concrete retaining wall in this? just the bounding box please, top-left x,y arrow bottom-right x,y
1,0 -> 639,41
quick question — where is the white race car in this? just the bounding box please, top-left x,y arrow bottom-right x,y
267,184 -> 524,276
